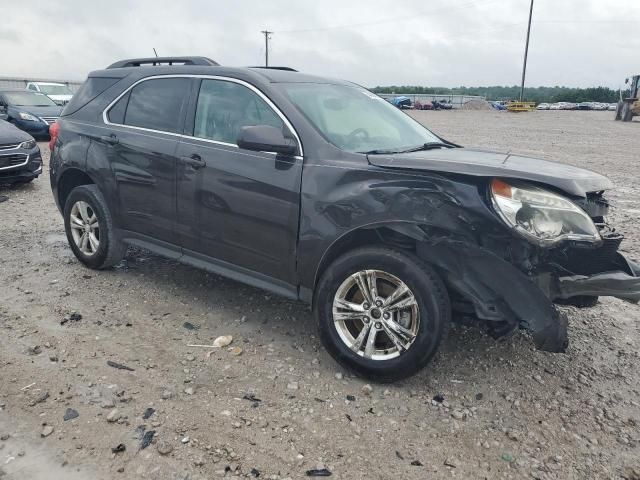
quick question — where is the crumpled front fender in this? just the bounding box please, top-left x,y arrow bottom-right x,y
415,239 -> 568,353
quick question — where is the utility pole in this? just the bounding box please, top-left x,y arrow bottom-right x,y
519,0 -> 534,101
261,30 -> 273,67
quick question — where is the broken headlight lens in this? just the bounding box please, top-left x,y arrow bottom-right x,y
491,179 -> 600,246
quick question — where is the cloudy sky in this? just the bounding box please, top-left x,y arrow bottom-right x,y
2,0 -> 639,88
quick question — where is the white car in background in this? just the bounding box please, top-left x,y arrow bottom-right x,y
608,103 -> 618,111
549,103 -> 561,110
25,82 -> 73,106
536,103 -> 550,110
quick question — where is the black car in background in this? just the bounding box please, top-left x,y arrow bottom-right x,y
0,89 -> 62,138
49,57 -> 640,381
0,119 -> 42,185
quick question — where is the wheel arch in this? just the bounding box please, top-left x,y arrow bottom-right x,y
310,222 -> 430,304
57,168 -> 96,211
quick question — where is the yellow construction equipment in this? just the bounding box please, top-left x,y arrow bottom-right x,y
615,75 -> 639,122
507,101 -> 536,112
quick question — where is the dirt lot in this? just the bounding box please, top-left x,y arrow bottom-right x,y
1,111 -> 639,480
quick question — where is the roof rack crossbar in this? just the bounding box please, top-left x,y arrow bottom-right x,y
107,57 -> 220,69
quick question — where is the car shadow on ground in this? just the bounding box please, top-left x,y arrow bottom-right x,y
85,245 -> 556,390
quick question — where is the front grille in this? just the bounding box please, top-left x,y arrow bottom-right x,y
0,153 -> 28,170
0,143 -> 20,151
40,117 -> 58,125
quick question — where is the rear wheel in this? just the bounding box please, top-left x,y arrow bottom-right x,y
315,247 -> 450,382
63,185 -> 125,269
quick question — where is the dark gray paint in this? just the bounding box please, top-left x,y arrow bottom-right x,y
49,64 -> 640,353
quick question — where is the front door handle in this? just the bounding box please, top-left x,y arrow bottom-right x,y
100,134 -> 118,145
180,154 -> 206,169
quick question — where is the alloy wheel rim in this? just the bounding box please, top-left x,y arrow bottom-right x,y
332,269 -> 420,361
69,201 -> 100,256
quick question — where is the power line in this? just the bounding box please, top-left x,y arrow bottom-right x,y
260,30 -> 273,67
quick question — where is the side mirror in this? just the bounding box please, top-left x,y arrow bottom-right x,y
237,125 -> 298,156
0,105 -> 7,120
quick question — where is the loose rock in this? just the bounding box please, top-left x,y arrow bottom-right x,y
213,335 -> 233,348
140,430 -> 155,449
157,441 -> 174,455
106,409 -> 121,423
63,408 -> 79,421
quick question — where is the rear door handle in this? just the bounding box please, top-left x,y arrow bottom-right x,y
180,154 -> 206,169
99,134 -> 118,145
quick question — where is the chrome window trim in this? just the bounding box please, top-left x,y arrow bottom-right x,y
102,74 -> 304,157
0,153 -> 29,171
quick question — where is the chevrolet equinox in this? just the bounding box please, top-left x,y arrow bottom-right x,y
50,57 -> 640,381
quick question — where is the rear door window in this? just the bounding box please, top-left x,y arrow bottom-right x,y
123,78 -> 190,134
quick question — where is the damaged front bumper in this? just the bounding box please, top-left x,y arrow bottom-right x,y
416,240 -> 640,354
546,253 -> 640,304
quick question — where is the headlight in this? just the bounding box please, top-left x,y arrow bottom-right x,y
18,112 -> 39,122
490,178 -> 600,246
18,139 -> 37,149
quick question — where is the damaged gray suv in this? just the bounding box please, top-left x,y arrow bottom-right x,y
50,57 -> 640,381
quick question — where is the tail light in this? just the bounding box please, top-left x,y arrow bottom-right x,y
49,122 -> 60,151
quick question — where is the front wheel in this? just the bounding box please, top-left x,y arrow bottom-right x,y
315,247 -> 450,382
63,185 -> 126,269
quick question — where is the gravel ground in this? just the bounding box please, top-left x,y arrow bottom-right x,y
0,110 -> 639,480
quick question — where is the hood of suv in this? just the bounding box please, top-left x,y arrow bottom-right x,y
367,147 -> 612,197
0,119 -> 32,143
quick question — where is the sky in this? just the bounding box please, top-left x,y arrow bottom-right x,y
2,0 -> 639,88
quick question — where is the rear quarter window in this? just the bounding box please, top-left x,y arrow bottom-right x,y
119,78 -> 190,133
61,77 -> 122,116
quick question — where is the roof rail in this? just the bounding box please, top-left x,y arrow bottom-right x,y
249,66 -> 298,72
107,57 -> 220,69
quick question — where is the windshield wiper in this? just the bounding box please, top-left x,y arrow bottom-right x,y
395,142 -> 453,153
358,148 -> 403,155
359,142 -> 452,155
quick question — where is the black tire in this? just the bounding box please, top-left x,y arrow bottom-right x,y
63,185 -> 125,269
315,247 -> 450,382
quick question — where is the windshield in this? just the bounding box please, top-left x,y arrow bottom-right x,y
37,84 -> 73,95
280,83 -> 441,153
5,92 -> 57,107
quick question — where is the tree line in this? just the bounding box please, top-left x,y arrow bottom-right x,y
370,85 -> 623,103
